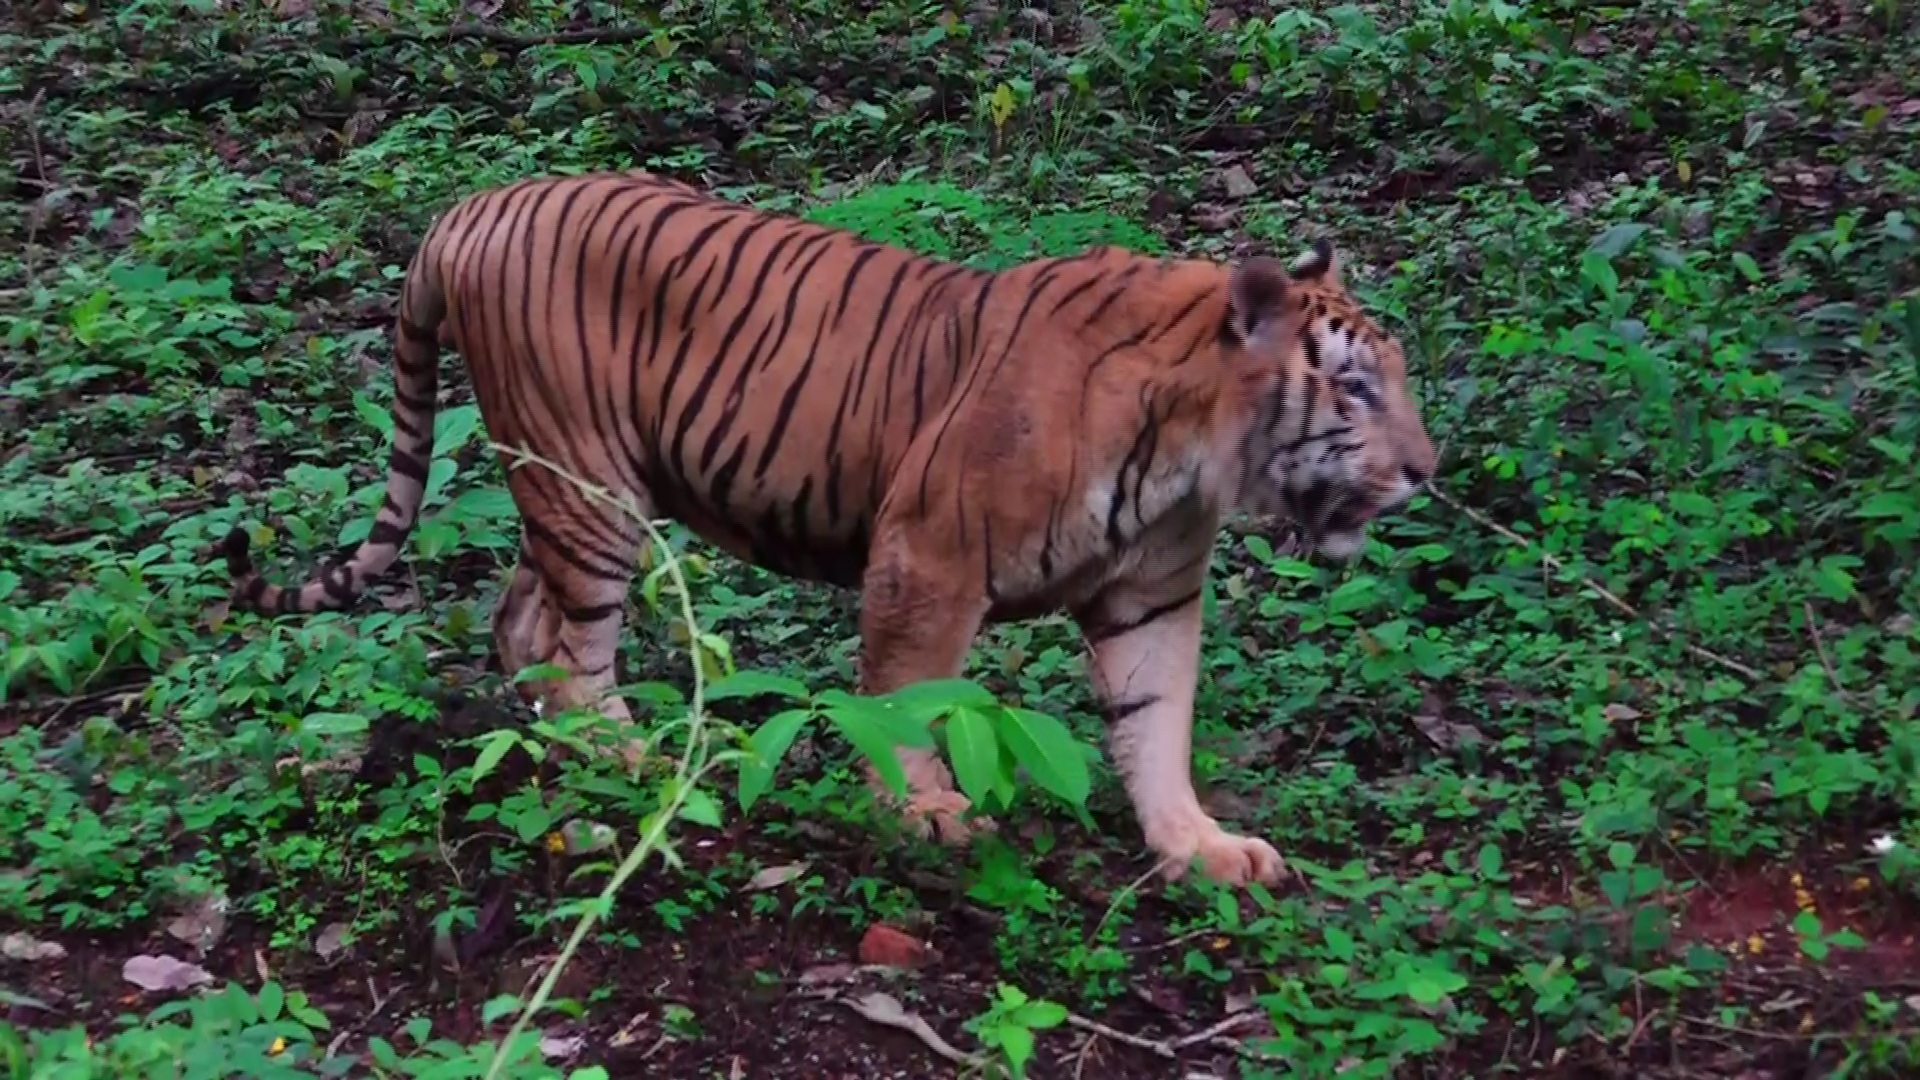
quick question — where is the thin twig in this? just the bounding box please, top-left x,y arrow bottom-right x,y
20,89 -> 48,287
1802,600 -> 1851,701
324,978 -> 397,1059
1064,1009 -> 1263,1060
1064,1012 -> 1177,1059
1428,486 -> 1764,681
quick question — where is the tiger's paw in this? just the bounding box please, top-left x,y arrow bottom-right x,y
1147,816 -> 1286,888
899,788 -> 996,846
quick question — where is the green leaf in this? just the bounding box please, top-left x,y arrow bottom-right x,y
1326,575 -> 1379,614
944,705 -> 1003,811
994,708 -> 1091,807
825,702 -> 912,797
817,689 -> 937,749
738,708 -> 813,811
1855,491 -> 1917,519
1403,963 -> 1467,1005
1477,843 -> 1504,879
873,677 -> 996,721
432,403 -> 483,458
706,670 -> 811,703
471,729 -> 520,783
1323,925 -> 1356,960
678,785 -> 722,828
1587,221 -> 1650,259
257,980 -> 285,1022
1014,999 -> 1067,1029
301,712 -> 370,738
997,1025 -> 1036,1077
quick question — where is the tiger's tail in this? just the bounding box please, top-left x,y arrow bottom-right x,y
222,238 -> 449,615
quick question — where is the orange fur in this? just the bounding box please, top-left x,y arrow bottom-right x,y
223,172 -> 1437,884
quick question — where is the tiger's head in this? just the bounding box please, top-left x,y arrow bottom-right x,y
1219,241 -> 1438,560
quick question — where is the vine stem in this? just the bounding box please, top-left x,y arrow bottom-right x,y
482,445 -> 732,1080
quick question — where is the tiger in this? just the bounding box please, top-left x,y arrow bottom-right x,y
221,170 -> 1438,888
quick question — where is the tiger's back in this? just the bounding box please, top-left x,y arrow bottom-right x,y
420,171 -> 997,586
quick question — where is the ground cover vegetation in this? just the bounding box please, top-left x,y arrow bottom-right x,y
3,0 -> 1920,1077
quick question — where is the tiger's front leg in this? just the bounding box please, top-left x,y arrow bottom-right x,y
856,527 -> 992,845
1075,563 -> 1286,888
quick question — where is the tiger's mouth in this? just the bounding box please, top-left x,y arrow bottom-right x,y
1302,494 -> 1373,561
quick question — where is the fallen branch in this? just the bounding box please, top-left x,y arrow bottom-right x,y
1428,486 -> 1764,682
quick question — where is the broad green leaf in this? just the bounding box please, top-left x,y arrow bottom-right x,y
738,708 -> 814,811
1326,575 -> 1378,614
874,678 -> 996,722
1586,221 -> 1649,259
257,980 -> 284,1023
470,729 -> 520,783
995,708 -> 1091,807
706,670 -> 811,704
816,689 -> 936,749
301,712 -> 369,737
678,786 -> 722,828
431,403 -> 484,458
825,701 -> 912,796
943,705 -> 1002,810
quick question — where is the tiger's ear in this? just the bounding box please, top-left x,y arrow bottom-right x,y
1287,238 -> 1340,284
1226,256 -> 1292,347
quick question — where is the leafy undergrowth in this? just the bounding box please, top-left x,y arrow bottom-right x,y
4,1 -> 1920,1077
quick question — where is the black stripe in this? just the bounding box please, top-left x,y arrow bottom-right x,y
1102,696 -> 1159,724
1083,589 -> 1201,646
388,448 -> 430,485
560,601 -> 623,623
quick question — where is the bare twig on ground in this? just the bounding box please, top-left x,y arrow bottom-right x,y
1802,599 -> 1852,701
1428,486 -> 1765,681
1066,1009 -> 1265,1060
324,978 -> 398,1059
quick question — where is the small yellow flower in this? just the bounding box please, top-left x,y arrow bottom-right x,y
545,831 -> 567,854
270,1037 -> 287,1055
1212,936 -> 1232,951
1746,933 -> 1766,955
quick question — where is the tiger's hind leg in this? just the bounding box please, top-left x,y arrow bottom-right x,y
491,546 -> 562,710
496,478 -> 648,768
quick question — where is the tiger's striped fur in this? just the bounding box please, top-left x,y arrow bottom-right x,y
223,171 -> 1437,887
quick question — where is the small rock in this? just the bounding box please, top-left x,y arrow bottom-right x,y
539,1034 -> 586,1060
314,922 -> 351,961
1219,164 -> 1259,200
1,932 -> 66,962
857,924 -> 935,969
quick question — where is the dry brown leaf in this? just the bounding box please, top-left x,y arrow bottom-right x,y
745,862 -> 809,892
123,954 -> 214,993
166,892 -> 229,954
